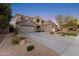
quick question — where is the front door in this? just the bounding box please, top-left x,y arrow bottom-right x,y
36,26 -> 41,32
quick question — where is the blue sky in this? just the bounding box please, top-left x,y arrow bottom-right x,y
11,3 -> 79,21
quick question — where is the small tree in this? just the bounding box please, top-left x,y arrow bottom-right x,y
63,18 -> 78,31
56,15 -> 64,26
0,4 -> 12,33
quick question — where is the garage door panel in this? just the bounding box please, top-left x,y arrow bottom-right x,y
19,26 -> 34,33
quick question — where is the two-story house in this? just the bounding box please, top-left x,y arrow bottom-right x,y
10,14 -> 57,33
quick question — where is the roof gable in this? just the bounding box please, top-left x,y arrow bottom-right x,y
17,19 -> 37,27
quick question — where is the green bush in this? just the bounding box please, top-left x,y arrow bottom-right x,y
12,36 -> 20,44
12,34 -> 27,45
61,33 -> 65,36
27,45 -> 35,51
57,32 -> 61,34
35,30 -> 41,32
61,32 -> 78,36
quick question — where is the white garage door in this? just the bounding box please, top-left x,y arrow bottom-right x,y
19,26 -> 34,33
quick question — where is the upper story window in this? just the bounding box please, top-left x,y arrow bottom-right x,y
36,19 -> 40,23
42,20 -> 44,23
21,16 -> 25,20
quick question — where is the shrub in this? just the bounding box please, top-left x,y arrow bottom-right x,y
12,36 -> 20,44
27,45 -> 35,51
14,29 -> 18,35
42,30 -> 45,32
50,32 -> 54,34
61,32 -> 78,36
35,30 -> 41,32
57,32 -> 60,34
61,33 -> 65,36
12,33 -> 18,37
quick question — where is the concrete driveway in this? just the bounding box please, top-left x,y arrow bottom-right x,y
22,32 -> 79,56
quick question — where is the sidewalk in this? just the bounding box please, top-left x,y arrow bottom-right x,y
62,36 -> 79,56
0,34 -> 6,44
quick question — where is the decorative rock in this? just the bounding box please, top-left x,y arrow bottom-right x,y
19,40 -> 26,45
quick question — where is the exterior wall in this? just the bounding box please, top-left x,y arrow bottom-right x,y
10,14 -> 22,28
32,16 -> 44,26
42,23 -> 56,32
17,17 -> 37,33
31,16 -> 51,32
11,14 -> 56,33
42,24 -> 52,32
18,20 -> 36,26
15,15 -> 22,22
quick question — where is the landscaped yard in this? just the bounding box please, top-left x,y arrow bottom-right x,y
0,33 -> 59,56
0,32 -> 79,56
61,31 -> 78,36
56,31 -> 78,36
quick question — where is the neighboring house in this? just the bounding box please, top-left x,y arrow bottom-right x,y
10,14 -> 57,33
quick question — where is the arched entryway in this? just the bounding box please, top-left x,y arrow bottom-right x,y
36,26 -> 41,32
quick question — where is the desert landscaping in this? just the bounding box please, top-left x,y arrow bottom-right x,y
1,3 -> 79,56
0,33 -> 59,56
